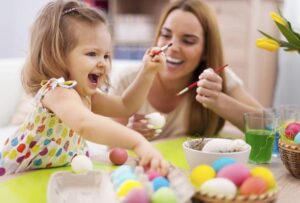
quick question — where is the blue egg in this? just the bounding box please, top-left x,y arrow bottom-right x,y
294,132 -> 300,144
212,157 -> 237,172
152,176 -> 170,192
113,172 -> 137,189
111,165 -> 133,180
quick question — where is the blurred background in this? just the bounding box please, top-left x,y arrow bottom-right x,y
0,0 -> 299,107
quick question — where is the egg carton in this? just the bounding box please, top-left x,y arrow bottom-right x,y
47,170 -> 117,203
110,164 -> 195,203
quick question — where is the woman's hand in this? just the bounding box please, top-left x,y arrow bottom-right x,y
134,141 -> 169,176
195,68 -> 223,109
127,114 -> 162,140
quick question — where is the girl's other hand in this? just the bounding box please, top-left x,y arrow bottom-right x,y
127,114 -> 161,140
134,141 -> 169,176
195,68 -> 223,109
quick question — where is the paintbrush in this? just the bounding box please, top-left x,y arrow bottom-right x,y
176,64 -> 228,96
152,43 -> 173,56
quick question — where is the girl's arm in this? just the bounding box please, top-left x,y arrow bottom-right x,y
91,48 -> 166,117
42,87 -> 168,174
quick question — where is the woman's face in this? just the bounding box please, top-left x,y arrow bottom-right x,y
157,9 -> 205,81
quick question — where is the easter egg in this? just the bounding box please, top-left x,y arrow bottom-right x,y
190,164 -> 215,187
152,176 -> 170,191
285,122 -> 300,140
71,155 -> 93,174
240,176 -> 268,195
113,172 -> 137,189
200,178 -> 237,198
217,163 -> 250,186
146,112 -> 166,129
109,148 -> 128,165
251,167 -> 276,189
146,169 -> 161,181
294,132 -> 300,144
122,188 -> 150,203
212,157 -> 237,172
152,187 -> 177,203
111,165 -> 133,180
117,180 -> 143,197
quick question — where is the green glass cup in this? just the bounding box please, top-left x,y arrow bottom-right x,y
244,112 -> 279,164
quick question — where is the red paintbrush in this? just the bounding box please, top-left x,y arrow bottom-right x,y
176,64 -> 228,96
152,43 -> 173,56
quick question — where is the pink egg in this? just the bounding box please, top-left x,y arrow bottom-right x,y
109,148 -> 128,165
285,122 -> 300,140
217,163 -> 250,186
146,169 -> 161,181
122,188 -> 150,203
240,176 -> 268,195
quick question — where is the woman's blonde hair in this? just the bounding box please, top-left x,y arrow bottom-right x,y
22,0 -> 109,95
153,0 -> 226,136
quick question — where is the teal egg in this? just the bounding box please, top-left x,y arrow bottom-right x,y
111,165 -> 133,180
152,187 -> 177,203
212,157 -> 237,172
113,172 -> 137,189
294,132 -> 300,144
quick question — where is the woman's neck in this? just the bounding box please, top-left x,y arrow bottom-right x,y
148,74 -> 192,113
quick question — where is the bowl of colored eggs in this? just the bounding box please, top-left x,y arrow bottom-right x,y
189,157 -> 278,203
183,138 -> 251,169
278,121 -> 300,179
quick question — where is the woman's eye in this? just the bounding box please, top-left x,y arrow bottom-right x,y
86,52 -> 96,56
160,33 -> 171,39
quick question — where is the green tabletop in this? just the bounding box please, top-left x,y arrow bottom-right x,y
0,137 -> 190,203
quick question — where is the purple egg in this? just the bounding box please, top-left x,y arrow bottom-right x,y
122,188 -> 150,203
217,163 -> 250,186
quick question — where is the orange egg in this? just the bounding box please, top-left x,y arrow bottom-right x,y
109,148 -> 128,165
239,176 -> 268,195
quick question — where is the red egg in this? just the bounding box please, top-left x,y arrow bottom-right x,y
285,122 -> 300,140
109,148 -> 128,165
240,176 -> 268,195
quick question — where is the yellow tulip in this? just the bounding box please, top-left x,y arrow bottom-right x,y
270,12 -> 287,27
256,38 -> 280,52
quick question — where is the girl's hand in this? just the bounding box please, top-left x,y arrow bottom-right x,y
142,47 -> 166,73
195,68 -> 223,109
134,141 -> 169,176
127,114 -> 161,140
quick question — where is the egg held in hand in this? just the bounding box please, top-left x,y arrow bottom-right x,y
146,112 -> 166,129
109,148 -> 128,165
71,155 -> 93,174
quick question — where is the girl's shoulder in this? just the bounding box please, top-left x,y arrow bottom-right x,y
35,77 -> 77,101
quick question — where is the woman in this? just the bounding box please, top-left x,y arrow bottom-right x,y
111,0 -> 262,140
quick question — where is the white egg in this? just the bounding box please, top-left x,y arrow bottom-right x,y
200,178 -> 237,198
230,139 -> 249,151
202,139 -> 233,153
71,155 -> 93,174
145,112 -> 166,129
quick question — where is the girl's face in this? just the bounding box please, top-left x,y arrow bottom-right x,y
157,9 -> 205,81
66,21 -> 111,97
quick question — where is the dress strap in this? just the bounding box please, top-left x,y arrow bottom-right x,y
35,77 -> 77,101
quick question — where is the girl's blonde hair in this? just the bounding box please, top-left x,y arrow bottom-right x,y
153,0 -> 226,136
22,0 -> 109,95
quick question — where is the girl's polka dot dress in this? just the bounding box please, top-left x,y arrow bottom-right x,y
0,78 -> 89,176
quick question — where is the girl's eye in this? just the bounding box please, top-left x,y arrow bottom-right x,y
86,52 -> 96,57
104,54 -> 111,60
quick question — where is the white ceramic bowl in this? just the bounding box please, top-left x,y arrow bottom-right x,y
183,138 -> 251,169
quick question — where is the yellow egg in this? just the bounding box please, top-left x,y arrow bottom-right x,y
117,180 -> 143,197
190,164 -> 216,187
251,167 -> 276,189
